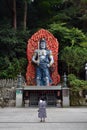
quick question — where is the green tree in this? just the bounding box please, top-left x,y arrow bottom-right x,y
61,46 -> 87,76
0,25 -> 30,78
48,23 -> 86,50
68,74 -> 87,105
13,0 -> 17,29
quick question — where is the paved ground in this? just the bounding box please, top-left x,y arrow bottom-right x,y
0,107 -> 87,130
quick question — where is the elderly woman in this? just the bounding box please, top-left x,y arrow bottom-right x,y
38,97 -> 47,122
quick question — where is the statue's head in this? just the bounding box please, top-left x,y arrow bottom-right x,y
39,38 -> 46,49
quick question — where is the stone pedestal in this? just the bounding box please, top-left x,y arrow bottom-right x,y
24,99 -> 29,107
16,88 -> 23,107
62,88 -> 70,107
56,99 -> 61,107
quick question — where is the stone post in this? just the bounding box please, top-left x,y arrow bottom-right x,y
85,63 -> 87,81
62,73 -> 70,107
17,73 -> 22,88
85,63 -> 87,103
16,73 -> 23,107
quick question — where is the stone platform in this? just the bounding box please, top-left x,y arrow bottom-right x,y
16,85 -> 70,108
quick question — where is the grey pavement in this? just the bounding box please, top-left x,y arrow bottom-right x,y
0,107 -> 87,130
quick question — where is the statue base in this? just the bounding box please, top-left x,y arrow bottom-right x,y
16,85 -> 70,107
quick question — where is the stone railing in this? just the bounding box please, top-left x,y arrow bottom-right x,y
0,79 -> 17,88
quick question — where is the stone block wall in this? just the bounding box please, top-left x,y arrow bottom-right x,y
0,79 -> 17,107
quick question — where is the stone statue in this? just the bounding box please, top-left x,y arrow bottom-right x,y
32,38 -> 54,86
26,29 -> 60,85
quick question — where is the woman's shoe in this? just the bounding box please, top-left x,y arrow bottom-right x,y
43,119 -> 45,122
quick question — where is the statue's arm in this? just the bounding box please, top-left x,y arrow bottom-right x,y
48,50 -> 54,67
32,50 -> 39,65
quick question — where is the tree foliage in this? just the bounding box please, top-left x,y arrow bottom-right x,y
48,23 -> 86,50
68,74 -> 87,105
0,0 -> 87,80
0,24 -> 30,78
61,46 -> 87,76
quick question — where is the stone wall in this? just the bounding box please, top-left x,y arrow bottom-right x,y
0,79 -> 17,107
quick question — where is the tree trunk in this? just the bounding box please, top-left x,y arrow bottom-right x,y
24,0 -> 27,30
13,0 -> 17,30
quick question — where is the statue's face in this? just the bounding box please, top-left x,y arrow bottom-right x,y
40,41 -> 46,49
